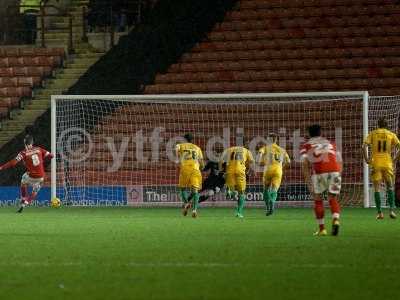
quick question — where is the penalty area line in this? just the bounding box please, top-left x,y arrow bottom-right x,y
0,262 -> 398,270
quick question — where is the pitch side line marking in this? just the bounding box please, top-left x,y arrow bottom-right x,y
0,262 -> 398,270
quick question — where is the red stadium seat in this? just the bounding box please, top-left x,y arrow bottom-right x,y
0,96 -> 21,109
0,87 -> 32,97
246,40 -> 264,50
199,72 -> 216,82
158,84 -> 176,94
144,85 -> 159,94
168,63 -> 181,73
239,31 -> 257,40
237,1 -> 258,10
235,50 -> 254,60
229,41 -> 246,51
232,71 -> 251,81
254,81 -> 272,92
180,63 -> 198,73
329,69 -> 347,79
389,57 -> 400,66
174,83 -> 192,93
208,32 -> 224,41
237,81 -> 257,92
190,82 -> 208,93
154,73 -> 170,84
221,82 -> 239,93
0,67 -> 14,77
0,57 -> 21,67
0,76 -> 41,88
219,51 -> 236,61
304,80 -> 322,90
224,31 -> 241,41
0,77 -> 16,87
0,48 -> 20,57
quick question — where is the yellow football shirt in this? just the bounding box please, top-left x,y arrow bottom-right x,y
364,128 -> 400,168
222,146 -> 254,174
176,142 -> 203,171
258,143 -> 290,172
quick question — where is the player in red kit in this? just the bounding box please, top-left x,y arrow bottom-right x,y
0,135 -> 53,213
300,125 -> 342,236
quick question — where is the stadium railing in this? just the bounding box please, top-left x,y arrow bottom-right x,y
2,3 -> 74,53
81,0 -> 153,48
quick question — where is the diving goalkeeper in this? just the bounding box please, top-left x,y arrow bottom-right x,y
184,161 -> 225,213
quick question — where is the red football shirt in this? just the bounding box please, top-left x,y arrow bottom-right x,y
300,137 -> 341,174
15,146 -> 52,178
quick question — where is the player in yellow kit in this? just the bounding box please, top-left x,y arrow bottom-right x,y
363,118 -> 400,219
175,133 -> 204,218
258,133 -> 291,216
220,144 -> 254,218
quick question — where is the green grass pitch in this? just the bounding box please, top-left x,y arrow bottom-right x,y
0,207 -> 399,300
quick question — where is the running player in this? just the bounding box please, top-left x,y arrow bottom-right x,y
175,133 -> 204,218
220,144 -> 254,218
363,117 -> 400,219
0,135 -> 53,213
258,133 -> 291,216
300,125 -> 342,236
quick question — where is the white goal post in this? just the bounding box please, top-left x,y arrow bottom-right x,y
50,91 -> 399,208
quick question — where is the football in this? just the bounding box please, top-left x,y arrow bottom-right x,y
50,197 -> 61,208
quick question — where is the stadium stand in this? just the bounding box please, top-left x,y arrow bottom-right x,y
144,0 -> 400,95
0,47 -> 65,121
0,0 -> 107,147
0,0 -> 178,186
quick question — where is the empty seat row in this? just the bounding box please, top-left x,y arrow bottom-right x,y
181,47 -> 400,63
193,37 -> 400,52
0,97 -> 21,110
208,27 -> 400,42
0,66 -> 53,77
370,88 -> 400,96
0,47 -> 65,123
0,47 -> 64,58
0,76 -> 42,88
0,87 -> 32,98
155,68 -> 400,84
0,56 -> 62,68
236,0 -> 397,10
170,57 -> 400,73
227,5 -> 400,20
215,16 -> 400,31
144,78 -> 400,94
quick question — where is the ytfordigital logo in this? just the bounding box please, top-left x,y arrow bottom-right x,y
58,127 -> 93,163
57,126 -> 343,172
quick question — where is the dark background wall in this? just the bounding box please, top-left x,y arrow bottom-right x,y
0,0 -> 238,185
1,0 -> 24,44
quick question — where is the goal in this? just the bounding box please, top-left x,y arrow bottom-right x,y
50,92 -> 396,208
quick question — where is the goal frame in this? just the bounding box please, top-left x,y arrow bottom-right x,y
51,91 -> 370,207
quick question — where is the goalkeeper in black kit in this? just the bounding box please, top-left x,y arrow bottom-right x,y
183,161 -> 225,214
199,161 -> 226,203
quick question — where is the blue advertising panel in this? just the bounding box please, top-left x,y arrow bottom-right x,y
0,184 -> 310,206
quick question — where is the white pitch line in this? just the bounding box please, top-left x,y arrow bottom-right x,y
0,262 -> 398,270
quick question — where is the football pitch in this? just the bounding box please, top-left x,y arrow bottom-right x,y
0,207 -> 399,300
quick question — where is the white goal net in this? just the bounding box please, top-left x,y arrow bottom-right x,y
368,95 -> 400,208
52,92 -> 386,208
